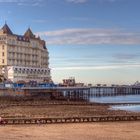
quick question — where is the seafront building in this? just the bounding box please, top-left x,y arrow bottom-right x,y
0,23 -> 51,83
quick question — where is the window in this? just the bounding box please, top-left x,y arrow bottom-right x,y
2,52 -> 4,56
2,45 -> 4,50
2,59 -> 4,63
12,39 -> 15,44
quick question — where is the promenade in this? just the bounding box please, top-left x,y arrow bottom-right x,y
0,122 -> 140,140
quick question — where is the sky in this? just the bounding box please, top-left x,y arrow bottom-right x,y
0,0 -> 140,85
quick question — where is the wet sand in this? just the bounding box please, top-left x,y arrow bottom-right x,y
1,100 -> 139,118
0,122 -> 140,140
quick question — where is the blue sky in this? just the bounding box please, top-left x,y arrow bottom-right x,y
0,0 -> 140,85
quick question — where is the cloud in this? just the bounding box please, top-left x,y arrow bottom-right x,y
66,0 -> 88,3
36,28 -> 140,45
32,19 -> 48,23
65,0 -> 117,4
62,17 -> 91,22
0,0 -> 13,2
0,0 -> 19,2
0,0 -> 33,3
0,0 -> 44,6
18,0 -> 44,6
52,64 -> 140,71
113,53 -> 140,60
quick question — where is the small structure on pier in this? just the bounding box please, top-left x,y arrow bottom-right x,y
62,77 -> 84,87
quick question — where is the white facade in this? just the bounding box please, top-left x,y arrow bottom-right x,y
0,23 -> 51,83
7,66 -> 50,83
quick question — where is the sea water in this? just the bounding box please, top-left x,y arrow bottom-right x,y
90,95 -> 140,103
89,94 -> 140,112
110,105 -> 140,112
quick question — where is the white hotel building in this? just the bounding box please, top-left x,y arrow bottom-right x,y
0,23 -> 51,83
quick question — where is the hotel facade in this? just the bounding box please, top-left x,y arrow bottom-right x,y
0,23 -> 51,83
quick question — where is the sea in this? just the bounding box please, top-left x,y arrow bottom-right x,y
89,94 -> 140,112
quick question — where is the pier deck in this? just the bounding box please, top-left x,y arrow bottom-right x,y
0,85 -> 140,100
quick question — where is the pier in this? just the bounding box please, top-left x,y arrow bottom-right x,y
53,85 -> 140,100
0,85 -> 140,101
90,86 -> 140,96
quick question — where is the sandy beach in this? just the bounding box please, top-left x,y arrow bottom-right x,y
0,99 -> 140,140
0,122 -> 140,140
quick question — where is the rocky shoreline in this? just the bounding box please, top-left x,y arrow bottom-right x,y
0,98 -> 139,118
